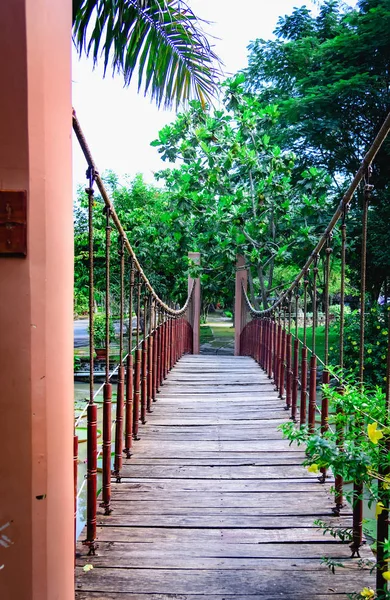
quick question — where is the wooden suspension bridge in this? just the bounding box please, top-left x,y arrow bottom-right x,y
75,354 -> 374,599
68,111 -> 390,599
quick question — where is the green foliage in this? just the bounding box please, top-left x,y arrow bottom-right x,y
314,519 -> 353,543
91,314 -> 116,348
74,290 -> 89,317
74,173 -> 191,314
329,307 -> 389,388
329,304 -> 352,322
72,0 -> 221,109
244,0 -> 390,300
74,355 -> 82,372
282,378 -> 388,493
153,77 -> 335,310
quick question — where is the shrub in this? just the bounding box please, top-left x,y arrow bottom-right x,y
89,314 -> 116,348
329,306 -> 389,389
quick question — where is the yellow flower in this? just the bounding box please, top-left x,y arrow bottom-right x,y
367,422 -> 384,445
377,325 -> 381,330
83,564 -> 94,572
367,348 -> 372,354
383,571 -> 390,581
382,355 -> 386,360
376,502 -> 386,519
352,341 -> 357,346
383,330 -> 388,336
307,464 -> 320,474
360,587 -> 375,599
377,341 -> 380,345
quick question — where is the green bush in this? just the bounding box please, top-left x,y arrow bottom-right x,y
89,314 -> 116,348
329,306 -> 389,389
74,291 -> 89,316
328,304 -> 351,322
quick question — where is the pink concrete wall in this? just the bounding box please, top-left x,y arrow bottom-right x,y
0,1 -> 74,598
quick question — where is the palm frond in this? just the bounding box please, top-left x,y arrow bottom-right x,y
72,0 -> 222,109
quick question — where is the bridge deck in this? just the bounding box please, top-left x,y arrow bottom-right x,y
76,355 -> 374,599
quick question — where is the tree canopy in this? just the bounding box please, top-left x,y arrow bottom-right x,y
245,0 -> 390,300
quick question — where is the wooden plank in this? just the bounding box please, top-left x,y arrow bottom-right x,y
119,465 -> 321,479
76,354 -> 374,598
111,479 -> 330,492
76,540 -> 356,560
76,556 -> 369,571
91,526 -> 349,544
76,594 -> 361,599
75,567 -> 373,595
96,514 -> 348,528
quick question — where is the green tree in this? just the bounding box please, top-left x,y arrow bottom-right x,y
74,173 -> 191,315
72,0 -> 221,108
245,0 -> 390,301
153,76 -> 336,311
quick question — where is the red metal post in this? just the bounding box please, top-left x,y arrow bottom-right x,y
153,326 -> 158,401
300,346 -> 308,426
133,348 -> 141,439
279,326 -> 286,400
234,255 -> 248,355
74,433 -> 78,550
147,333 -> 153,413
124,354 -> 133,457
308,355 -> 317,433
102,382 -> 112,510
86,403 -> 97,549
286,332 -> 292,410
114,365 -> 124,482
291,338 -> 299,422
141,338 -> 148,424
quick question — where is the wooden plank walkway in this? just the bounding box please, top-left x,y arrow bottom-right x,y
76,355 -> 374,599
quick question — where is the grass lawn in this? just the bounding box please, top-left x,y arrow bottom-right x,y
293,326 -> 339,365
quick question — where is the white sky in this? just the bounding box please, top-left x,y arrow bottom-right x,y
72,0 -> 356,191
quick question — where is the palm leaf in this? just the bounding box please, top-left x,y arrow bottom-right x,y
72,0 -> 221,109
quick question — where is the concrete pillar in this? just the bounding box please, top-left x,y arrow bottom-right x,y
0,1 -> 74,599
234,255 -> 248,356
188,252 -> 201,354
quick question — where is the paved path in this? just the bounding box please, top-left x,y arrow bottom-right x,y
76,355 -> 374,599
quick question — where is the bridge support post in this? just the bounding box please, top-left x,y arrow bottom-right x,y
234,255 -> 248,356
188,252 -> 201,354
0,1 -> 74,599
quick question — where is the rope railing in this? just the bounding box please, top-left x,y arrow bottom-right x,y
237,111 -> 390,597
72,111 -> 198,555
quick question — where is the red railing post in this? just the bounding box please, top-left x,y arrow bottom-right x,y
300,346 -> 308,426
86,403 -> 97,549
102,382 -> 112,508
124,353 -> 133,457
279,325 -> 286,400
291,338 -> 299,422
74,433 -> 78,550
141,336 -> 148,424
308,354 -> 317,433
147,330 -> 154,413
114,365 -> 125,482
152,322 -> 158,401
188,252 -> 201,354
234,255 -> 248,355
286,332 -> 292,410
133,347 -> 141,439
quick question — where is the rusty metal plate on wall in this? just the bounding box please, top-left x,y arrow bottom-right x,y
0,190 -> 27,257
